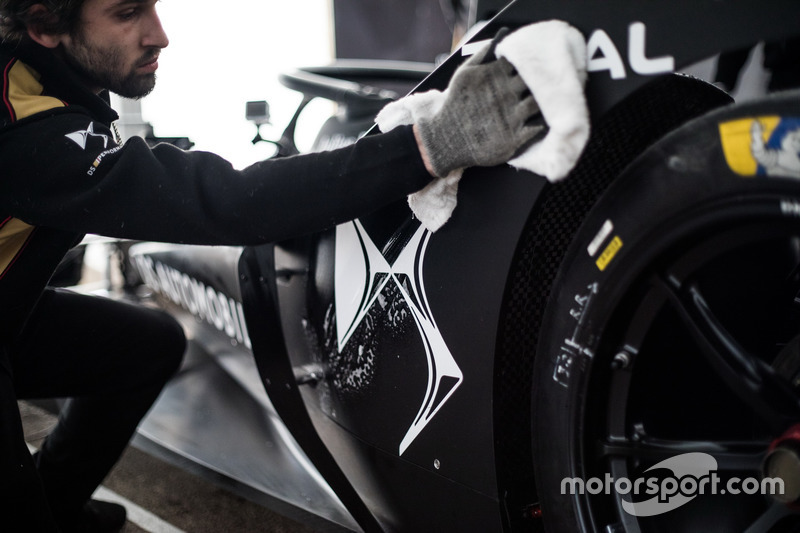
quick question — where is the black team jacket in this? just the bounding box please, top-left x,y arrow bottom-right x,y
0,40 -> 433,340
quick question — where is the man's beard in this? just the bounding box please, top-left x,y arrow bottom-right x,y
62,33 -> 158,99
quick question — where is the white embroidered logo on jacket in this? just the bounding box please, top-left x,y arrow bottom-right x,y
65,122 -> 109,150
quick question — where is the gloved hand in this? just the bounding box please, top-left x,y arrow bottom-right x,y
414,32 -> 544,178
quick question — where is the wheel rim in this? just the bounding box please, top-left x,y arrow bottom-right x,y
578,195 -> 800,532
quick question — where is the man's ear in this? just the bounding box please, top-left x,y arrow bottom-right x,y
25,4 -> 66,48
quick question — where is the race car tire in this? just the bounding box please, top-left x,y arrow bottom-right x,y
492,74 -> 732,531
533,89 -> 800,532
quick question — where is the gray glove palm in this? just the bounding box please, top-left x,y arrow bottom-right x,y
416,37 -> 544,178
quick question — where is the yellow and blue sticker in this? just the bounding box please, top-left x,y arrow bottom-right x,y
719,115 -> 800,179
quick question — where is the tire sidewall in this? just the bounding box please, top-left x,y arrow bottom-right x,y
533,91 -> 800,532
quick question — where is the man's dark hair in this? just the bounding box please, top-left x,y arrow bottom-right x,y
0,0 -> 84,41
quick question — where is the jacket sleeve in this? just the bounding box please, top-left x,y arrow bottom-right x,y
0,110 -> 433,245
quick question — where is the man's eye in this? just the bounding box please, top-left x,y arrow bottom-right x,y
117,9 -> 138,20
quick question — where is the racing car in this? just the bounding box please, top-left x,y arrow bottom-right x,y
76,0 -> 800,531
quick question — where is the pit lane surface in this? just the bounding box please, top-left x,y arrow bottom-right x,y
20,401 -> 325,533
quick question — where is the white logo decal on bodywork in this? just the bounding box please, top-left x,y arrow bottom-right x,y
335,221 -> 463,455
587,22 -> 674,80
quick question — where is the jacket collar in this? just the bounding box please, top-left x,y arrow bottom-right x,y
1,39 -> 119,125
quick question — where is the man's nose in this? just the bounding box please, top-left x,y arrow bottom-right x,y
143,11 -> 169,49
